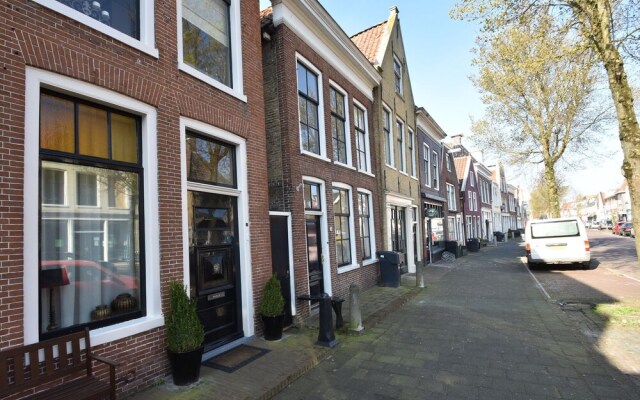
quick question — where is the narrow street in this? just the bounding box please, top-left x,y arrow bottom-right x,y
273,241 -> 639,399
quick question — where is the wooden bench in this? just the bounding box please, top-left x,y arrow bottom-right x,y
0,328 -> 119,400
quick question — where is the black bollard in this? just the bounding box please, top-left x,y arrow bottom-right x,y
316,293 -> 338,348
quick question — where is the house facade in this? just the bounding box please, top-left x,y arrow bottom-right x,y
261,0 -> 382,321
475,162 -> 494,240
1,0 -> 272,396
416,107 -> 448,262
442,146 -> 464,243
352,7 -> 422,273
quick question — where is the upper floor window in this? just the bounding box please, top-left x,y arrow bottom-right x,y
178,0 -> 244,99
55,0 -> 139,38
354,104 -> 370,172
446,153 -> 452,172
470,172 -> 475,187
447,183 -> 456,211
432,151 -> 439,190
297,62 -> 321,155
393,55 -> 403,95
383,108 -> 393,167
423,144 -> 431,187
330,87 -> 348,164
397,120 -> 405,173
408,129 -> 416,177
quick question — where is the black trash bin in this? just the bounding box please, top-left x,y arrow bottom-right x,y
493,231 -> 504,242
376,251 -> 404,287
445,240 -> 461,257
466,238 -> 480,252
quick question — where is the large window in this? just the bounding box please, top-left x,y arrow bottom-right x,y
447,183 -> 456,211
330,87 -> 347,164
358,192 -> 373,261
383,108 -> 393,166
51,0 -> 140,38
297,62 -> 321,155
333,187 -> 352,267
408,129 -> 416,177
181,0 -> 232,87
39,91 -> 143,339
354,105 -> 369,172
397,120 -> 405,173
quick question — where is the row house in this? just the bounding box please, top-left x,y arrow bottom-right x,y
260,0 -> 381,322
454,156 -> 482,240
475,162 -> 494,240
415,107 -> 460,262
351,7 -> 423,273
2,0 -> 273,397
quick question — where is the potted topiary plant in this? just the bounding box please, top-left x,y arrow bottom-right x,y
165,281 -> 205,386
260,274 -> 285,341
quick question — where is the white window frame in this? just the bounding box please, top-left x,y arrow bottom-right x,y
393,54 -> 403,96
333,182 -> 359,274
383,104 -> 394,168
180,117 -> 254,338
408,128 -> 416,178
432,151 -> 440,190
357,188 -> 377,265
353,98 -> 372,175
447,183 -> 456,211
473,192 -> 477,211
329,80 -> 352,169
470,172 -> 475,187
24,67 -> 162,346
32,0 -> 158,58
446,153 -> 452,172
397,118 -> 406,174
302,176 -> 332,296
423,143 -> 431,187
177,0 -> 245,102
295,54 -> 328,162
468,190 -> 473,210
466,216 -> 472,239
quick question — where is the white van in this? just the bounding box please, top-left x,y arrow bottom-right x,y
525,217 -> 591,269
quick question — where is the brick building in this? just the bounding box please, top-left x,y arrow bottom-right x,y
260,0 -> 382,322
1,0 -> 272,396
351,6 -> 422,273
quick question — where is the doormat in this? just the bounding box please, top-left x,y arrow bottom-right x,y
202,345 -> 270,373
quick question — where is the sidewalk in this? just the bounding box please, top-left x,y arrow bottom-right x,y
125,277 -> 430,399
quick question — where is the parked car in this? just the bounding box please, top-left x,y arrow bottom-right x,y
597,221 -> 607,230
524,217 -> 591,269
612,221 -> 626,235
622,222 -> 634,237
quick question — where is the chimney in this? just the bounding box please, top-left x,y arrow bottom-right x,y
389,6 -> 399,16
451,134 -> 463,146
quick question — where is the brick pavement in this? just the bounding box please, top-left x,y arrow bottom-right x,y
273,240 -> 640,399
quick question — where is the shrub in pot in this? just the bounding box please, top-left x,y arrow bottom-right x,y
260,275 -> 285,341
166,281 -> 205,386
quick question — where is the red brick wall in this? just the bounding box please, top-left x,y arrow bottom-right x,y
0,0 -> 270,397
262,23 -> 381,319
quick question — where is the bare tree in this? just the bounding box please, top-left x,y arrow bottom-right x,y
465,10 -> 609,217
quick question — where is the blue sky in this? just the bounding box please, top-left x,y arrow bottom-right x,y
259,0 -> 626,199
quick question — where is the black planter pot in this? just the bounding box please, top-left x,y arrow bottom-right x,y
167,347 -> 204,386
262,314 -> 284,341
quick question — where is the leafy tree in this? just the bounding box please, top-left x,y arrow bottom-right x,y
453,0 -> 640,257
466,10 -> 608,217
530,174 -> 569,218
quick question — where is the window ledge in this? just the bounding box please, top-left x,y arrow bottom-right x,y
385,164 -> 397,171
358,170 -> 375,178
178,63 -> 247,103
334,161 -> 356,171
399,171 -> 409,176
91,315 -> 164,346
337,263 -> 360,274
410,175 -> 419,181
301,150 -> 331,163
362,258 -> 378,267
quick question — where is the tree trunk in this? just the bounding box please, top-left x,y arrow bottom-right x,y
544,163 -> 561,218
600,41 -> 640,260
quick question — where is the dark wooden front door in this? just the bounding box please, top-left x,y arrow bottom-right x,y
188,191 -> 243,351
269,215 -> 292,326
305,215 -> 323,307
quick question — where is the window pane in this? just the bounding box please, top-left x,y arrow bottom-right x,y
297,63 -> 307,94
40,94 -> 75,153
186,134 -> 236,187
111,113 -> 138,163
55,0 -> 140,39
308,128 -> 320,154
306,70 -> 318,101
78,104 -> 109,159
42,169 -> 65,205
40,163 -> 141,335
182,0 -> 231,86
77,172 -> 98,206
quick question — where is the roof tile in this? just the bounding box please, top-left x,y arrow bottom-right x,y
350,21 -> 386,64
